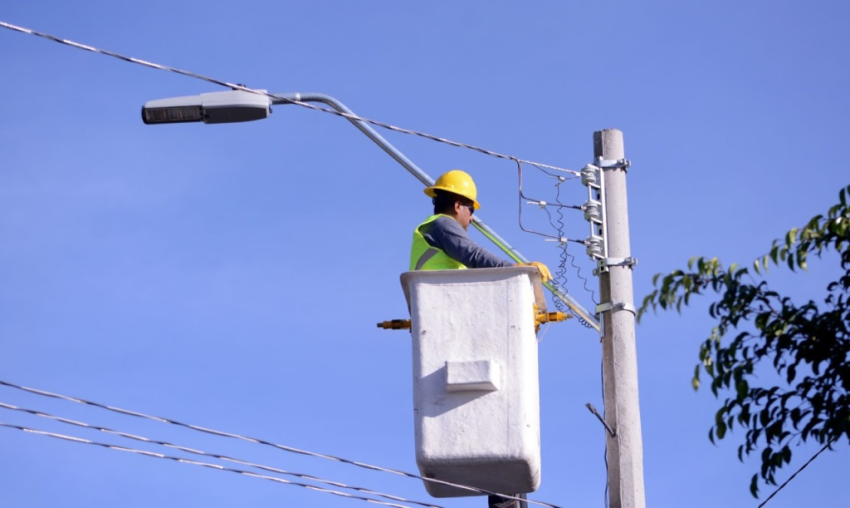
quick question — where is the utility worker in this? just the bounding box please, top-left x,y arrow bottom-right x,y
410,169 -> 552,281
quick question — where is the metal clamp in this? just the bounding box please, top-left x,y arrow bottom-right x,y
594,256 -> 637,275
595,301 -> 636,316
595,157 -> 631,171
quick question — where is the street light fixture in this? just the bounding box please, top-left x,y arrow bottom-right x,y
142,89 -> 271,124
141,90 -> 600,330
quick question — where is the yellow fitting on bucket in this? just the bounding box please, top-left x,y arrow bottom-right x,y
377,319 -> 412,330
536,311 -> 570,324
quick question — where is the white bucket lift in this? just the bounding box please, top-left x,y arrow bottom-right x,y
399,266 -> 552,498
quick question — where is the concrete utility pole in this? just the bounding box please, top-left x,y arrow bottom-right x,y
595,129 -> 646,508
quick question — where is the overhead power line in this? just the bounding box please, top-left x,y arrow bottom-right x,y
758,438 -> 838,508
0,380 -> 563,508
0,19 -> 603,329
0,20 -> 578,177
0,421 -> 415,508
0,401 -> 441,508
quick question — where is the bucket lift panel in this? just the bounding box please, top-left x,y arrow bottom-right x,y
400,266 -> 545,498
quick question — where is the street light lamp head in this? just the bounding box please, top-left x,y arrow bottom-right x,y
142,90 -> 271,125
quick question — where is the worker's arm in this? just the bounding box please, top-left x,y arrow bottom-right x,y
424,216 -> 514,269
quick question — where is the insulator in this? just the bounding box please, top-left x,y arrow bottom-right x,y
583,200 -> 601,222
585,236 -> 604,259
581,165 -> 598,186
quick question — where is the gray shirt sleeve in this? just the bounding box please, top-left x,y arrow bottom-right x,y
420,216 -> 513,269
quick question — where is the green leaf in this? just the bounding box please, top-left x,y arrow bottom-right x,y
737,379 -> 749,400
761,446 -> 773,464
636,184 -> 850,498
716,419 -> 727,440
786,227 -> 799,247
790,407 -> 801,427
770,245 -> 780,264
757,311 -> 773,330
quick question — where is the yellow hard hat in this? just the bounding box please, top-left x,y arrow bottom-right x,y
424,170 -> 480,209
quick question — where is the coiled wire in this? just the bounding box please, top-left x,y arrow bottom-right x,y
528,163 -> 599,319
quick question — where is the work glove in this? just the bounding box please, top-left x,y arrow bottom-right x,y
515,261 -> 552,283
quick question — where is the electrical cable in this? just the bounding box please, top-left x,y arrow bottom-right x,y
0,18 -> 618,505
0,19 -> 602,330
528,162 -> 579,181
550,182 -> 569,301
601,358 -> 609,508
550,174 -> 597,306
0,401 -> 441,508
515,158 -> 584,241
517,158 -> 598,325
539,205 -> 593,327
516,158 -> 598,328
757,438 -> 838,508
0,421 -> 416,508
0,380 -> 563,508
541,205 -> 566,314
537,323 -> 553,344
570,255 -> 598,307
0,20 -> 578,177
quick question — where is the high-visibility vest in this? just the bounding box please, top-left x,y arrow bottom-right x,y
409,215 -> 468,271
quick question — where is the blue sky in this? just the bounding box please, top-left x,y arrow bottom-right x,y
1,2 -> 848,507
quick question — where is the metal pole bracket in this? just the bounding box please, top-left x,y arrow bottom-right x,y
595,157 -> 631,171
595,301 -> 636,316
593,256 -> 637,275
